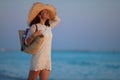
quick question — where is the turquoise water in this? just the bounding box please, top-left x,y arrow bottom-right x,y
0,51 -> 120,80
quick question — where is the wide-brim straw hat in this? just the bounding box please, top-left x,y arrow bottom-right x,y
28,2 -> 56,26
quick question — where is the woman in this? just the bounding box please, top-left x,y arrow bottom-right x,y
26,2 -> 60,80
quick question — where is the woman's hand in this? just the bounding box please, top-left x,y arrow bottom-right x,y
34,30 -> 42,37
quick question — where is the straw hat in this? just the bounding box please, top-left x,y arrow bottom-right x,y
28,2 -> 56,26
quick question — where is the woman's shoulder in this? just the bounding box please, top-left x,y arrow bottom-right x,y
29,24 -> 36,33
30,24 -> 41,29
30,24 -> 36,29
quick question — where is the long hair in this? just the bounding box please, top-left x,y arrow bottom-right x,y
29,15 -> 50,27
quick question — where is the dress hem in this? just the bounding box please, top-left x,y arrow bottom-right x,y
30,68 -> 51,71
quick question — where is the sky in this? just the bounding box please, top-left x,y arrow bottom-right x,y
0,0 -> 120,51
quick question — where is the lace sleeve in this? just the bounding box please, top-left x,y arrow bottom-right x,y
50,16 -> 60,29
25,25 -> 36,44
27,25 -> 36,37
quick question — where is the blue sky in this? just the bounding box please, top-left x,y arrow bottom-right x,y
0,0 -> 120,51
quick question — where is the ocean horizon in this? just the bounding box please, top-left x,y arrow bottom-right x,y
0,50 -> 120,80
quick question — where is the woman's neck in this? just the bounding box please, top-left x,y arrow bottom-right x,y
40,18 -> 46,25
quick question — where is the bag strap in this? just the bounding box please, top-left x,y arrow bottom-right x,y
35,24 -> 38,32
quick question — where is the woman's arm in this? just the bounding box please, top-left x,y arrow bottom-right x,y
25,25 -> 42,46
50,16 -> 60,28
26,31 -> 42,46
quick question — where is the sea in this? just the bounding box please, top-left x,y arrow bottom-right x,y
0,51 -> 120,80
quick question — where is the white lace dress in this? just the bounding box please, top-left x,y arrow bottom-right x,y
26,16 -> 60,71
